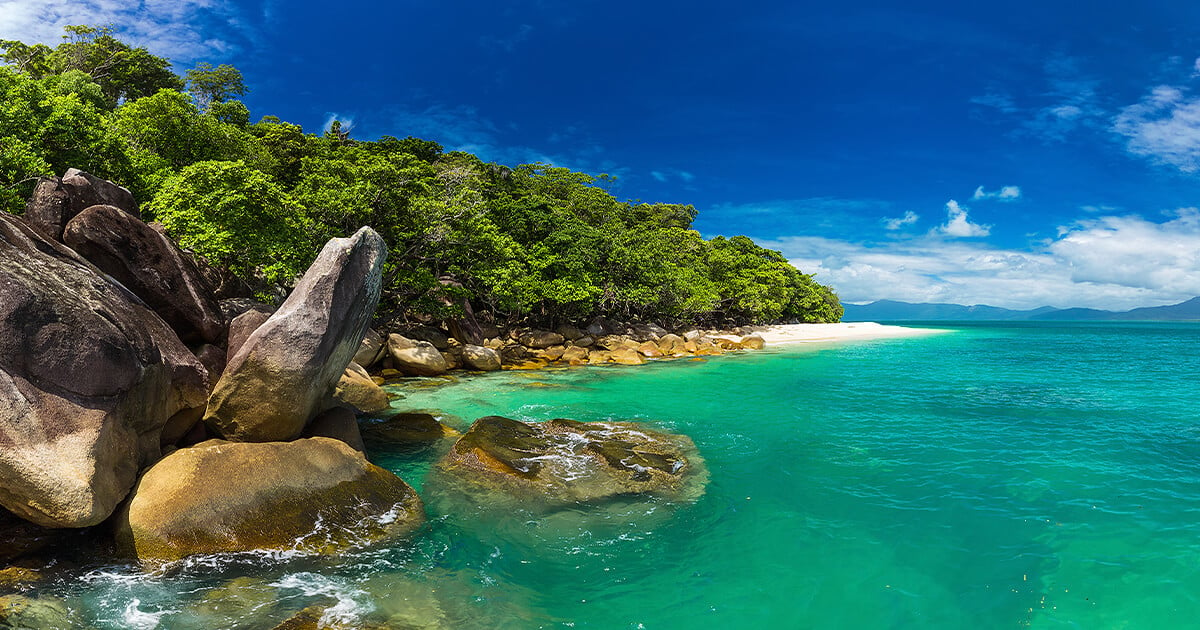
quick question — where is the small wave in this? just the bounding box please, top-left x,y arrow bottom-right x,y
122,599 -> 168,630
270,572 -> 373,626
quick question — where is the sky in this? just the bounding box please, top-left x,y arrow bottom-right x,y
4,0 -> 1200,309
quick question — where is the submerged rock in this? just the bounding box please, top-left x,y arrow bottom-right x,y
205,227 -> 386,442
116,437 -> 424,563
434,416 -> 707,505
0,213 -> 208,527
0,594 -> 73,629
361,412 -> 457,446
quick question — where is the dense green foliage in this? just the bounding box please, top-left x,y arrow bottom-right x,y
0,26 -> 841,326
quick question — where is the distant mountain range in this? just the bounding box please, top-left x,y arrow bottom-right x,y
842,297 -> 1200,321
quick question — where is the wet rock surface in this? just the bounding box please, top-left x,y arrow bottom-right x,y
434,416 -> 707,505
116,437 -> 424,563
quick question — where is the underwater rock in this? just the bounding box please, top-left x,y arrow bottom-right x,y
116,437 -> 424,563
434,416 -> 707,505
0,594 -> 73,629
361,412 -> 456,446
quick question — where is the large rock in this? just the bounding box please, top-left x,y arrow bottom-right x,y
435,416 -> 707,505
63,204 -> 224,344
24,169 -> 138,241
0,595 -> 73,629
0,213 -> 208,527
387,334 -> 448,376
205,228 -> 387,442
461,344 -> 501,371
518,330 -> 564,349
116,437 -> 424,563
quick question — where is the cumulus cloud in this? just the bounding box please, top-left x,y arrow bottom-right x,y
882,210 -> 919,230
934,200 -> 990,238
973,185 -> 1021,201
1113,85 -> 1200,172
0,0 -> 250,61
756,208 -> 1200,311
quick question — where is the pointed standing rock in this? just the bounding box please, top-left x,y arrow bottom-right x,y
204,228 -> 387,442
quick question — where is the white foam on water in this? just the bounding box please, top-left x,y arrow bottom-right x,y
270,572 -> 373,626
122,599 -> 167,630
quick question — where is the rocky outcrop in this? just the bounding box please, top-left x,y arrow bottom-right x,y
302,406 -> 366,452
23,169 -> 138,241
461,344 -> 501,371
387,335 -> 448,376
361,412 -> 456,446
0,213 -> 209,527
434,416 -> 707,505
116,437 -> 424,562
205,227 -> 387,442
63,203 -> 225,344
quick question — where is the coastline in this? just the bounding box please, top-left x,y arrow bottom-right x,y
717,321 -> 950,346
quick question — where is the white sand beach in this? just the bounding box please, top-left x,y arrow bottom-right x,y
724,322 -> 950,346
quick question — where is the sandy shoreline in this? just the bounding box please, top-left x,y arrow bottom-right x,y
720,322 -> 950,346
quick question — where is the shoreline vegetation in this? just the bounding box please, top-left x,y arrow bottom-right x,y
0,25 -> 852,627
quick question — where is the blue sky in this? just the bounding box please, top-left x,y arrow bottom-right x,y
4,0 -> 1200,309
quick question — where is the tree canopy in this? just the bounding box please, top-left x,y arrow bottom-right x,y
0,25 -> 842,327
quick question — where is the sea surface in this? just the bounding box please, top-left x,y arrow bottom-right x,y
18,321 -> 1200,628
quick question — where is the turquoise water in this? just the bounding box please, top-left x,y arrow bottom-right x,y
19,322 -> 1200,628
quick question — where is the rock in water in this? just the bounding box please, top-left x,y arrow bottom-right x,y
205,228 -> 387,442
63,204 -> 225,344
0,213 -> 209,527
434,416 -> 707,505
116,437 -> 424,563
387,334 -> 448,376
460,344 -> 501,371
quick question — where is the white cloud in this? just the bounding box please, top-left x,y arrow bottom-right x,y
882,210 -> 919,230
935,200 -> 990,238
973,185 -> 1021,201
650,171 -> 667,182
0,0 -> 248,61
1113,84 -> 1200,172
758,210 -> 1200,311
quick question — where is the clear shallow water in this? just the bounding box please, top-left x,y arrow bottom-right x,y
17,321 -> 1200,628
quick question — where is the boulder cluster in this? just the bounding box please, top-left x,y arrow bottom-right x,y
0,171 -> 714,588
0,170 -> 422,566
362,317 -> 768,378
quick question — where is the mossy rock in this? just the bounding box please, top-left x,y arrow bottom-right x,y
116,437 -> 424,563
433,416 -> 707,506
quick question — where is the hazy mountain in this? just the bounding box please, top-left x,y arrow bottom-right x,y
843,297 -> 1200,321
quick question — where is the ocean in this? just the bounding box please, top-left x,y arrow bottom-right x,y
21,321 -> 1200,628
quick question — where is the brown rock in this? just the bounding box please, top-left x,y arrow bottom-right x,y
637,341 -> 663,358
519,330 -> 564,349
0,213 -> 208,527
63,204 -> 225,344
542,345 -> 567,361
587,350 -> 611,365
573,335 -> 595,348
23,169 -> 138,241
555,324 -> 584,341
226,306 -> 273,359
610,348 -> 645,365
333,363 -> 391,414
461,344 -> 502,371
205,227 -> 387,442
401,326 -> 450,350
361,412 -> 455,444
192,343 -> 227,386
561,346 -> 589,365
433,416 -> 707,505
116,437 -> 423,563
740,335 -> 766,350
353,328 -> 386,368
388,334 -> 449,376
302,406 -> 366,452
